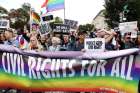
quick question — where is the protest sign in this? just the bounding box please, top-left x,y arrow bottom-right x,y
40,23 -> 51,35
119,21 -> 137,37
0,19 -> 9,29
0,45 -> 140,93
53,24 -> 70,34
42,15 -> 53,22
64,19 -> 78,29
84,38 -> 105,52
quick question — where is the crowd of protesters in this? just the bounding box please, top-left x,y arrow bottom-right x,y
0,27 -> 139,52
0,27 -> 140,93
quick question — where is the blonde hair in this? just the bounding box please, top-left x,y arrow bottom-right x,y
28,36 -> 43,51
52,37 -> 61,44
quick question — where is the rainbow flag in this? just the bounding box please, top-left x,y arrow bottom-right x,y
16,35 -> 29,49
41,0 -> 48,8
41,0 -> 64,13
0,47 -> 140,93
31,12 -> 40,24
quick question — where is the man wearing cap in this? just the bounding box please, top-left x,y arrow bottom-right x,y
4,29 -> 19,48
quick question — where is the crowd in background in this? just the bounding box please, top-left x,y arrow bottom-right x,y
0,27 -> 140,52
0,28 -> 140,93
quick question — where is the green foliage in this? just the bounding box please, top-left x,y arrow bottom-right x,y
9,3 -> 30,29
0,6 -> 8,14
104,0 -> 140,29
49,17 -> 63,29
54,17 -> 63,23
22,3 -> 31,12
10,20 -> 25,29
78,24 -> 94,32
104,0 -> 124,28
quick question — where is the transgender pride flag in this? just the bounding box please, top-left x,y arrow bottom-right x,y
41,0 -> 64,13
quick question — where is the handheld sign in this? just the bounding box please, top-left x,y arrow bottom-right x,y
64,19 -> 78,29
40,23 -> 51,35
0,19 -> 9,29
53,24 -> 70,34
119,21 -> 137,37
84,38 -> 105,52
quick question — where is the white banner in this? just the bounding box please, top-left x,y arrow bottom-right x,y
119,21 -> 137,38
0,19 -> 9,29
84,38 -> 105,52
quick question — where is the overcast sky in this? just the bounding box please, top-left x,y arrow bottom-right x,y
0,0 -> 104,24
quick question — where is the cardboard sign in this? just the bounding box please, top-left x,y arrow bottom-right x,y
0,19 -> 9,29
119,21 -> 137,37
64,19 -> 78,29
40,23 -> 51,35
84,38 -> 105,52
53,24 -> 70,33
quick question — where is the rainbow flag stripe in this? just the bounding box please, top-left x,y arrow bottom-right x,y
41,0 -> 64,12
41,0 -> 48,8
0,73 -> 138,93
31,12 -> 40,24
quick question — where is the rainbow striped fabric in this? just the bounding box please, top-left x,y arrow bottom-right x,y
41,0 -> 64,12
0,45 -> 140,93
16,35 -> 29,49
31,12 -> 40,24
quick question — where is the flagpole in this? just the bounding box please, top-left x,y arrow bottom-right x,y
64,0 -> 66,21
30,6 -> 32,32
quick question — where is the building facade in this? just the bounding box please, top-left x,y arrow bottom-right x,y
92,10 -> 108,30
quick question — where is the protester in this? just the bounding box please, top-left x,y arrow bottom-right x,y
28,36 -> 43,51
16,29 -> 30,50
72,31 -> 87,51
0,32 -> 5,44
104,29 -> 117,50
40,35 -> 48,50
69,32 -> 77,51
60,34 -> 71,51
4,29 -> 19,48
95,29 -> 117,50
122,32 -> 135,49
136,32 -> 140,48
114,31 -> 124,50
46,33 -> 52,47
48,37 -> 61,51
37,33 -> 41,42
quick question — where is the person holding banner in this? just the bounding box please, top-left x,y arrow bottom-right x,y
28,36 -> 44,51
40,35 -> 48,50
73,31 -> 87,51
48,37 -> 61,51
60,34 -> 72,51
0,32 -> 5,44
4,29 -> 19,48
16,29 -> 30,50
